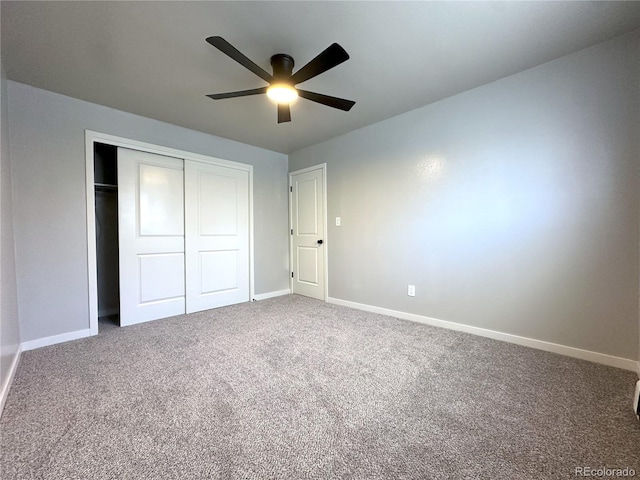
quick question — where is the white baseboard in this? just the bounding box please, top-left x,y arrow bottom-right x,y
328,297 -> 639,372
0,344 -> 22,417
21,328 -> 92,352
252,289 -> 291,301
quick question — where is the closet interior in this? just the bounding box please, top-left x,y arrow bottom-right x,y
94,142 -> 120,330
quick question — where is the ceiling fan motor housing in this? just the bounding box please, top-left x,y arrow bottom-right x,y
271,54 -> 295,81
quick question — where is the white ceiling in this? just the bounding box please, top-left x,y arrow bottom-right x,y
2,1 -> 640,154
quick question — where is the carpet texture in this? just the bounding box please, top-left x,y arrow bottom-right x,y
1,295 -> 639,479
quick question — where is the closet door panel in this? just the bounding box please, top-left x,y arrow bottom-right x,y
199,250 -> 238,293
199,175 -> 238,235
138,164 -> 184,236
138,253 -> 185,302
185,161 -> 249,314
118,148 -> 186,326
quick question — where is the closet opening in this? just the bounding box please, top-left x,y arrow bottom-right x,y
94,142 -> 120,332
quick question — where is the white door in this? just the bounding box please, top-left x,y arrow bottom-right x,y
290,166 -> 325,300
118,148 -> 185,326
185,160 -> 250,313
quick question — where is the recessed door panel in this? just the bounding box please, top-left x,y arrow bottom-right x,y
297,247 -> 318,285
200,250 -> 238,294
139,253 -> 185,302
200,175 -> 238,236
296,178 -> 318,235
139,164 -> 184,236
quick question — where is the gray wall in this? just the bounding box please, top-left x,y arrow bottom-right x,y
1,60 -> 21,395
290,32 -> 640,361
8,81 -> 289,343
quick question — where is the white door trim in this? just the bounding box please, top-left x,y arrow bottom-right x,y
289,163 -> 328,301
85,130 -> 254,335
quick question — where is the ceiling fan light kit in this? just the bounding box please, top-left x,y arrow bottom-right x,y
206,36 -> 355,123
266,84 -> 298,104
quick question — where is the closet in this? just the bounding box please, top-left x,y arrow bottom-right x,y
94,143 -> 120,328
93,141 -> 250,330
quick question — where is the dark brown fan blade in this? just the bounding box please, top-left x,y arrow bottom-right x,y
206,36 -> 273,83
207,87 -> 268,100
277,104 -> 291,123
297,89 -> 355,111
291,43 -> 349,85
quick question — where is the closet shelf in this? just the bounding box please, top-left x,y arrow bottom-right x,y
95,183 -> 118,191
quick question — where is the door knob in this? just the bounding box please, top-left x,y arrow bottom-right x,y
317,239 -> 323,245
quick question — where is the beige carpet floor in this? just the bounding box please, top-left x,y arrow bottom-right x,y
1,295 -> 639,479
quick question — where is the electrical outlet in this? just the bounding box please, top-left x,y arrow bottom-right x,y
336,217 -> 341,226
634,380 -> 640,420
408,284 -> 415,297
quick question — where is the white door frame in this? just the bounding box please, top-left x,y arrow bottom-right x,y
289,163 -> 328,301
85,130 -> 254,335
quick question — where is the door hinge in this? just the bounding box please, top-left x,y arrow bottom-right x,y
291,272 -> 294,278
291,229 -> 293,235
290,186 -> 293,192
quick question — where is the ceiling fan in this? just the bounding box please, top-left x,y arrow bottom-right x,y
206,36 -> 356,123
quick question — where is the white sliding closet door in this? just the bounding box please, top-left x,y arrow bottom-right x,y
118,148 -> 185,326
185,160 -> 249,313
